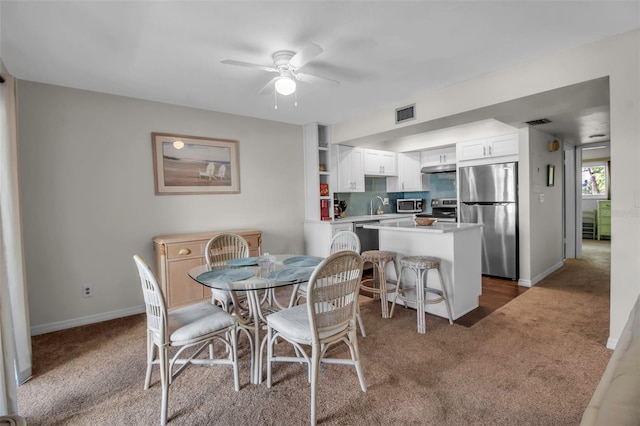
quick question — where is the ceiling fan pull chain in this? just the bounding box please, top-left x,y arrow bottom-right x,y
274,90 -> 278,110
294,91 -> 298,107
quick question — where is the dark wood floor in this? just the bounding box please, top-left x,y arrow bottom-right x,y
454,276 -> 528,327
359,272 -> 527,327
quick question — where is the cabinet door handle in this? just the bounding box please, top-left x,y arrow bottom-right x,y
483,146 -> 486,157
488,146 -> 493,156
178,248 -> 191,255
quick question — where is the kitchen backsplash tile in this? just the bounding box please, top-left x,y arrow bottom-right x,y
429,172 -> 457,199
335,177 -> 429,216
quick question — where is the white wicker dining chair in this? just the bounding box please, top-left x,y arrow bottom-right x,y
205,233 -> 251,313
266,251 -> 367,426
133,255 -> 239,425
292,230 -> 366,336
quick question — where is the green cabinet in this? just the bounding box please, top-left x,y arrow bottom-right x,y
597,200 -> 611,240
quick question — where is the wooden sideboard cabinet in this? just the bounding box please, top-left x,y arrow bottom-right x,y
153,229 -> 262,310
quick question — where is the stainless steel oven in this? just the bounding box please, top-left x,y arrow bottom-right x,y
415,198 -> 458,222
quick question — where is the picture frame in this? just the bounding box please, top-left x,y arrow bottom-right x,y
547,164 -> 555,187
152,132 -> 240,195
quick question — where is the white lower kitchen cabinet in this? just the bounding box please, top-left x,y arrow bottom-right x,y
303,221 -> 354,257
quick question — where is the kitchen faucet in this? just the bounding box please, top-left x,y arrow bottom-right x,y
370,196 -> 385,215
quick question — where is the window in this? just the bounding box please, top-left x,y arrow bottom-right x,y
581,161 -> 608,198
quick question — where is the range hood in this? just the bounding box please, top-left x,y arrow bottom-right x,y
421,164 -> 456,174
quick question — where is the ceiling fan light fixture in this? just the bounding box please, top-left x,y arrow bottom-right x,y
275,76 -> 296,96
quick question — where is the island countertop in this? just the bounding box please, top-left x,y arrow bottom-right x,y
362,220 -> 483,234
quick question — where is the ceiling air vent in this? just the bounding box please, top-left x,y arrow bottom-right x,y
525,118 -> 552,126
396,104 -> 416,124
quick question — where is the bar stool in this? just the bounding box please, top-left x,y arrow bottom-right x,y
390,255 -> 453,333
360,250 -> 399,319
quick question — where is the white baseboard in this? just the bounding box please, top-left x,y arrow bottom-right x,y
518,260 -> 565,288
606,337 -> 618,350
31,305 -> 145,336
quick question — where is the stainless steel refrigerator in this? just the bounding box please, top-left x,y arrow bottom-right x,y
459,162 -> 518,280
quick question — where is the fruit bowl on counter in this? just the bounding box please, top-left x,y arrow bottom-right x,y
414,217 -> 437,226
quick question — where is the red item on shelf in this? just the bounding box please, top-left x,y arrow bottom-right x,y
320,183 -> 329,196
320,199 -> 330,220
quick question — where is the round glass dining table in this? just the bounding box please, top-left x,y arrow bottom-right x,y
188,254 -> 323,384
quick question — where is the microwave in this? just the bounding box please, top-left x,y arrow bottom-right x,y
397,198 -> 424,213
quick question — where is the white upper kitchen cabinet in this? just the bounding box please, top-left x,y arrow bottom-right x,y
363,148 -> 397,176
387,152 -> 427,192
457,134 -> 518,163
335,145 -> 365,192
420,146 -> 456,168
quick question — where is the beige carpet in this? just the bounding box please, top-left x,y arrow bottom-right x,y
18,240 -> 612,425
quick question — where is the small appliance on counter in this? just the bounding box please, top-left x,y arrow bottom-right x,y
396,198 -> 423,213
415,198 -> 458,222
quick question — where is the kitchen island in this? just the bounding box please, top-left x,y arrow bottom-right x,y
362,220 -> 483,320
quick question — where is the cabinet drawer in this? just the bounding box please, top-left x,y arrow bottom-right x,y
166,242 -> 204,259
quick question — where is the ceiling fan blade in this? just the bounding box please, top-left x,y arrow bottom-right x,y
258,77 -> 278,95
221,59 -> 277,73
289,43 -> 323,68
296,72 -> 340,87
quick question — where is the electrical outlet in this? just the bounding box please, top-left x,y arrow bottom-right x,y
82,285 -> 94,298
383,197 -> 389,205
539,193 -> 545,203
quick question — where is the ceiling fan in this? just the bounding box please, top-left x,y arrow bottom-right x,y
221,43 -> 340,97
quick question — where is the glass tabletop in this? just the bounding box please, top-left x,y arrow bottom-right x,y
188,254 -> 323,291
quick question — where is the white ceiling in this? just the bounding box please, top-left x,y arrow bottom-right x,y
2,1 -> 639,144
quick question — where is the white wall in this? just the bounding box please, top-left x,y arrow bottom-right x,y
582,146 -> 610,161
333,29 -> 640,345
514,127 -> 564,286
527,127 -> 564,281
17,81 -> 304,331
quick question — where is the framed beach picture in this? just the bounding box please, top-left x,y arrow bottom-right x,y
152,132 -> 240,195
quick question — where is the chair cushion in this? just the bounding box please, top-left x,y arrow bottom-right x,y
168,302 -> 235,344
361,250 -> 396,262
400,255 -> 440,269
211,289 -> 247,302
267,304 -> 345,344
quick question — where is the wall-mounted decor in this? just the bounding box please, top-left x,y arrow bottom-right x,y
547,164 -> 555,187
547,139 -> 560,152
152,132 -> 240,195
